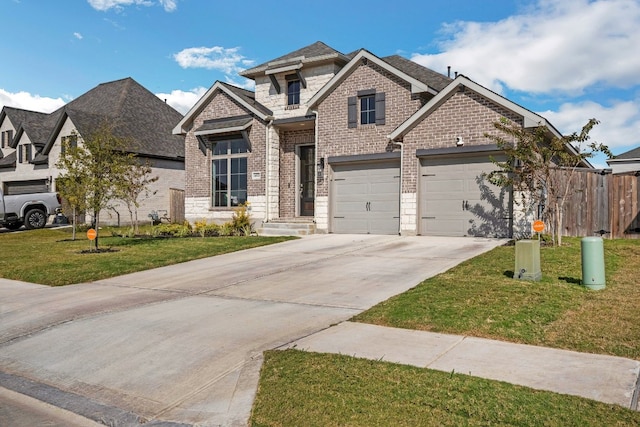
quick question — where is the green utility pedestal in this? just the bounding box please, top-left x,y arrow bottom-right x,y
514,239 -> 542,281
581,237 -> 606,290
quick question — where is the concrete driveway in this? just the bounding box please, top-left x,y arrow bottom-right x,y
0,234 -> 504,426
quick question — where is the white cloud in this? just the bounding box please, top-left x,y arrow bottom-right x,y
0,89 -> 66,113
173,46 -> 248,74
412,0 -> 640,94
73,32 -> 83,40
155,87 -> 208,115
540,99 -> 640,154
87,0 -> 176,12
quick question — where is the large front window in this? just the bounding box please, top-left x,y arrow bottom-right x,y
212,138 -> 248,207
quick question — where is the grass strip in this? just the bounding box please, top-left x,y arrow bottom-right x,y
251,350 -> 640,426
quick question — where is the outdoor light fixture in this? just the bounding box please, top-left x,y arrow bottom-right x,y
456,136 -> 464,146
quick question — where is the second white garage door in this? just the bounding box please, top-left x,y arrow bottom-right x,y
419,154 -> 512,237
331,161 -> 400,234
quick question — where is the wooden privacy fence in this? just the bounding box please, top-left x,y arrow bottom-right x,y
553,169 -> 640,239
169,188 -> 185,224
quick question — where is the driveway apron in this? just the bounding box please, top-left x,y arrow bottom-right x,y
0,235 -> 504,426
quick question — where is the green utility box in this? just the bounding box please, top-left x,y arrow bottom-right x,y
514,239 -> 542,281
581,237 -> 606,290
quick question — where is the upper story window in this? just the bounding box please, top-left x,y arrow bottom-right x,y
211,137 -> 249,208
18,144 -> 32,164
60,134 -> 78,155
360,95 -> 375,125
1,130 -> 13,148
348,89 -> 386,128
286,74 -> 301,106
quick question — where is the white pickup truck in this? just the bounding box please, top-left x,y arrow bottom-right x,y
0,189 -> 61,230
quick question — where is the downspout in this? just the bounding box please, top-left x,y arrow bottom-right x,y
265,117 -> 274,223
311,109 -> 319,224
389,138 -> 403,236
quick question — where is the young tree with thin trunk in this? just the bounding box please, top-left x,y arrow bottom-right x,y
56,122 -> 134,249
116,159 -> 158,235
485,118 -> 611,245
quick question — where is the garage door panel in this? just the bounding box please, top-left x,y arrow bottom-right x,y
420,154 -> 512,238
331,161 -> 400,235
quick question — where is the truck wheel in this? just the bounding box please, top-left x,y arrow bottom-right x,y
24,209 -> 46,229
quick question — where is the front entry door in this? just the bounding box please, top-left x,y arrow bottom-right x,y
299,146 -> 315,216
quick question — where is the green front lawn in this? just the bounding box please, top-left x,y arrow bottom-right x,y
251,350 -> 640,426
353,237 -> 640,360
0,227 -> 295,286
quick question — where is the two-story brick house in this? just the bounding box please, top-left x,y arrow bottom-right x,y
175,41 -> 573,237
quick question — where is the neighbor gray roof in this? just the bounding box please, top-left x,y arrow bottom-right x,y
0,151 -> 16,168
1,107 -> 53,148
240,41 -> 350,78
43,77 -> 184,160
613,146 -> 640,160
381,55 -> 452,92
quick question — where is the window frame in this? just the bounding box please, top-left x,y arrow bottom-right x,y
210,137 -> 249,209
360,94 -> 376,125
286,77 -> 301,106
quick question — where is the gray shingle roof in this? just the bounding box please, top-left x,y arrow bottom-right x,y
381,55 -> 452,92
240,41 -> 349,77
196,115 -> 253,133
219,82 -> 273,116
2,107 -> 53,147
614,146 -> 640,160
54,77 -> 184,159
0,151 -> 16,168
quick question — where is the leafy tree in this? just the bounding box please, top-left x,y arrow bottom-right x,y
485,118 -> 611,245
56,132 -> 87,240
56,122 -> 134,249
116,158 -> 158,235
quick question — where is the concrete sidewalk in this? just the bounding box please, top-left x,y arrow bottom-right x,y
286,321 -> 640,410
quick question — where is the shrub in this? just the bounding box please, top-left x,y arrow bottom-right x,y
231,203 -> 253,236
152,221 -> 192,237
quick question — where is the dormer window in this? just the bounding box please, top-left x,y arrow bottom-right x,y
286,74 -> 301,106
18,144 -> 32,163
1,130 -> 13,148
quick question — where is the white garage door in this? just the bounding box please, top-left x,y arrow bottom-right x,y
331,161 -> 400,234
419,154 -> 512,237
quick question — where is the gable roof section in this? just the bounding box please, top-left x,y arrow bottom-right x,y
43,77 -> 184,160
607,146 -> 640,163
0,151 -> 16,168
240,41 -> 350,78
381,55 -> 452,92
308,50 -> 441,108
390,74 -> 592,167
390,75 -> 557,141
1,107 -> 52,148
173,81 -> 272,135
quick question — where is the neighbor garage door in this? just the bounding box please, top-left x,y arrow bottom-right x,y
4,179 -> 48,195
331,161 -> 400,234
419,153 -> 512,237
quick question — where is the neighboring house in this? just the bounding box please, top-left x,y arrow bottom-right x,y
607,146 -> 640,174
0,77 -> 185,225
174,41 -> 581,237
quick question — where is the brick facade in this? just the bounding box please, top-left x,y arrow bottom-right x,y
184,89 -> 267,223
316,61 -> 425,198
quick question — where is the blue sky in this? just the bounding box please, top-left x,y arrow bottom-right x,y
1,0 -> 639,167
